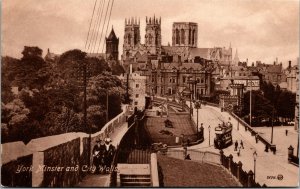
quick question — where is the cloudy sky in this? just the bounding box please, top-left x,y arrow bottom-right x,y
2,0 -> 299,66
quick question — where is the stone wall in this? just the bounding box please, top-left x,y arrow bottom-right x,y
1,154 -> 33,187
1,105 -> 129,187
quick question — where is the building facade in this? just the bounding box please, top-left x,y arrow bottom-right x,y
142,62 -> 213,99
119,71 -> 146,110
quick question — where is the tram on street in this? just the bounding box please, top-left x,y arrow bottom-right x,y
214,122 -> 233,149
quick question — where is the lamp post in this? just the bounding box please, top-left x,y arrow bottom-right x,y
253,151 -> 258,182
194,100 -> 201,139
271,107 -> 274,144
182,88 -> 192,120
208,125 -> 211,146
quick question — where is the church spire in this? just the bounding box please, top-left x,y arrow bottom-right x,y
233,48 -> 239,65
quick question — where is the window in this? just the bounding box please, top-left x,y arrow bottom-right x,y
134,101 -> 138,105
201,79 -> 204,83
169,78 -> 172,83
173,78 -> 176,83
183,76 -> 186,83
136,84 -> 139,88
135,94 -> 139,98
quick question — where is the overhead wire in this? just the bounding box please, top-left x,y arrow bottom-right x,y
89,0 -> 104,53
101,0 -> 114,53
84,0 -> 98,51
91,0 -> 105,53
96,0 -> 111,53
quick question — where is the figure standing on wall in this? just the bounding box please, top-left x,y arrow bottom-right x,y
92,139 -> 105,174
103,138 -> 116,173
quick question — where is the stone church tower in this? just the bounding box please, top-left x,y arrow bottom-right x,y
145,15 -> 162,55
123,17 -> 141,56
172,22 -> 198,48
106,27 -> 119,61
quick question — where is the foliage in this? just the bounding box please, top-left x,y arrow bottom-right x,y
1,47 -> 126,144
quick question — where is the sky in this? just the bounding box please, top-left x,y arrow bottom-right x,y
1,0 -> 299,67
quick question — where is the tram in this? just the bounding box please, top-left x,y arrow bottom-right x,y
214,122 -> 233,149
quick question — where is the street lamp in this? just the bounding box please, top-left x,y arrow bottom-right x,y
182,88 -> 192,120
271,107 -> 274,144
194,100 -> 201,139
253,151 -> 258,182
208,125 -> 211,146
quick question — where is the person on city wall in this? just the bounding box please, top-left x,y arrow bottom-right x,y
92,139 -> 105,174
103,138 -> 116,173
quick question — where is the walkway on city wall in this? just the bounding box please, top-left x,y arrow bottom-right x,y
76,119 -> 129,187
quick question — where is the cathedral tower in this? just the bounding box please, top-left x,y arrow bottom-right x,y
123,17 -> 141,55
106,27 -> 119,61
172,22 -> 198,48
145,15 -> 162,55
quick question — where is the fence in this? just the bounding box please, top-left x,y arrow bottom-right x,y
229,112 -> 277,154
164,149 -> 221,165
220,150 -> 266,187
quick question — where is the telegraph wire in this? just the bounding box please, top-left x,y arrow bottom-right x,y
84,0 -> 98,50
87,0 -> 100,51
96,0 -> 111,53
101,0 -> 114,53
89,0 -> 104,53
92,0 -> 105,53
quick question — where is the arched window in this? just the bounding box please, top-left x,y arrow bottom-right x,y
175,29 -> 180,45
181,29 -> 185,44
192,30 -> 195,45
189,28 -> 191,45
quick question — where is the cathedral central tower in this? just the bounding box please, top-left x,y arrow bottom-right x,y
172,22 -> 198,48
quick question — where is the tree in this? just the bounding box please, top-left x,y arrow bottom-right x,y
87,73 -> 126,130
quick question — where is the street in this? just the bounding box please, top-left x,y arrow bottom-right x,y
180,103 -> 299,187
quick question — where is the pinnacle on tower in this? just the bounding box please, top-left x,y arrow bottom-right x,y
146,16 -> 148,24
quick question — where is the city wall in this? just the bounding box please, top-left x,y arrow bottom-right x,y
1,106 -> 129,187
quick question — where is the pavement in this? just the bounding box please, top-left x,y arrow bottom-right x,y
75,121 -> 130,187
180,102 -> 299,187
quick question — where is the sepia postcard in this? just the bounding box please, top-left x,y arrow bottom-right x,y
1,0 -> 299,187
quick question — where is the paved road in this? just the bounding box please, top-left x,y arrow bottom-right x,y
182,103 -> 299,187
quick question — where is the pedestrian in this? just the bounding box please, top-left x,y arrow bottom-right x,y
240,140 -> 244,149
185,154 -> 191,160
237,146 -> 241,156
183,146 -> 187,159
255,134 -> 258,143
92,139 -> 105,174
286,129 -> 288,136
103,138 -> 115,173
234,140 -> 238,151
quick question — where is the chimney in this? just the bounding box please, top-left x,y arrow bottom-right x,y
289,60 -> 291,68
276,57 -> 278,64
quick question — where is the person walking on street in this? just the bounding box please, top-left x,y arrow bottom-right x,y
237,146 -> 241,156
234,140 -> 238,151
240,140 -> 244,149
286,129 -> 288,136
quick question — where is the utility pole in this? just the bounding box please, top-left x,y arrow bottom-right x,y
250,81 -> 252,127
77,62 -> 91,167
106,90 -> 109,123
